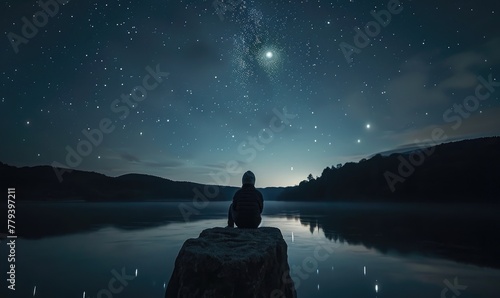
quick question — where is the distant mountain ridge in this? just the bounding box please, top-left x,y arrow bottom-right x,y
1,137 -> 499,202
0,162 -> 287,202
278,137 -> 500,202
0,163 -> 227,202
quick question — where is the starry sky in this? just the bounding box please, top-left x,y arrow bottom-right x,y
2,0 -> 500,187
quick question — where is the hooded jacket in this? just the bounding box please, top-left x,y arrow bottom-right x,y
232,184 -> 264,227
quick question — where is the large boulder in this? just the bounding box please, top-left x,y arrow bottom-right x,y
165,227 -> 297,298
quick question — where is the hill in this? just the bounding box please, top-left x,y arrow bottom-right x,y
1,137 -> 498,202
0,163 -> 231,201
278,137 -> 500,202
0,163 -> 288,201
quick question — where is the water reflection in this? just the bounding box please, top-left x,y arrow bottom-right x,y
268,201 -> 500,270
1,201 -> 500,298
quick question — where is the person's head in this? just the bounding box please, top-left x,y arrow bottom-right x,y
242,170 -> 255,186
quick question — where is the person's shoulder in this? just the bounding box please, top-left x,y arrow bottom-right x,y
233,188 -> 244,196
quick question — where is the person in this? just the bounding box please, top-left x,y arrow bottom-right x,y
227,171 -> 264,228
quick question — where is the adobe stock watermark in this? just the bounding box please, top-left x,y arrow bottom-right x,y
84,267 -> 136,298
6,188 -> 16,291
339,0 -> 403,64
212,0 -> 244,21
441,277 -> 468,298
7,0 -> 72,54
51,64 -> 169,182
178,107 -> 297,221
270,239 -> 340,297
384,73 -> 499,192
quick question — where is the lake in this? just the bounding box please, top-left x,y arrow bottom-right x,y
1,201 -> 499,298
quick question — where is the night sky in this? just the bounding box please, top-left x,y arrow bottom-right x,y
2,0 -> 499,187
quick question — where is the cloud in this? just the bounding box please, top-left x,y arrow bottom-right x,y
142,160 -> 185,168
381,106 -> 500,147
385,38 -> 500,123
387,66 -> 449,117
444,51 -> 484,71
484,37 -> 500,63
438,71 -> 478,90
120,152 -> 141,163
118,152 -> 184,168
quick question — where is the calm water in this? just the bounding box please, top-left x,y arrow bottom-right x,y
1,201 -> 499,298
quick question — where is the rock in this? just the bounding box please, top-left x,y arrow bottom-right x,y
165,227 -> 297,298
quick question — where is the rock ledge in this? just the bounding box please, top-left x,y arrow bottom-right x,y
166,227 -> 296,298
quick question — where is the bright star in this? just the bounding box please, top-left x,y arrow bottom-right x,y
256,46 -> 283,79
366,124 -> 371,129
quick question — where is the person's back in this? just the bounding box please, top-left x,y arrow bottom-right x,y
227,171 -> 263,228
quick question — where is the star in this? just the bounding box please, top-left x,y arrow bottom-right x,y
2,0 -> 498,190
255,46 -> 282,79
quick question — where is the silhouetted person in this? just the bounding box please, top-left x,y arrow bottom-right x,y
227,171 -> 264,228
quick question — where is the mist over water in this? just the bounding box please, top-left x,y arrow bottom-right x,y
1,201 -> 499,298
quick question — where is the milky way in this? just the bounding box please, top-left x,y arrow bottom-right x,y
2,0 -> 500,187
